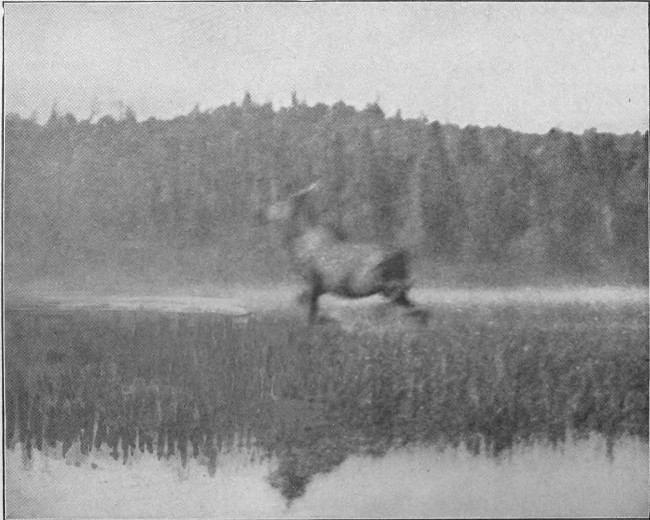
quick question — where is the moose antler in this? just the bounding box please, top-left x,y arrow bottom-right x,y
289,180 -> 321,199
256,176 -> 322,225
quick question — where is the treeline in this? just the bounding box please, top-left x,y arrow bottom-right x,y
4,93 -> 648,286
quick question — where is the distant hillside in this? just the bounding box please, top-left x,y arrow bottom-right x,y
4,95 -> 648,287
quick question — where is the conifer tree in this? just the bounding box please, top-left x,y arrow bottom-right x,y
418,122 -> 466,259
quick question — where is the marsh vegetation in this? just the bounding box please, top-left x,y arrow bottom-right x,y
5,294 -> 647,508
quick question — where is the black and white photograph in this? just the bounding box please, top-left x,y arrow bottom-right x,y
3,1 -> 649,517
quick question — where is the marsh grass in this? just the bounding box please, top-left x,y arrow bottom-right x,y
4,300 -> 648,501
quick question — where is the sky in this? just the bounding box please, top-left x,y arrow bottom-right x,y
3,1 -> 649,134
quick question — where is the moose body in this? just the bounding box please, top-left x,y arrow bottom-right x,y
260,181 -> 413,322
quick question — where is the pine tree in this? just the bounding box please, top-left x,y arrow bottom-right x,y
456,124 -> 489,261
346,126 -> 375,242
478,133 -> 529,262
320,131 -> 349,233
418,122 -> 466,259
370,133 -> 397,244
612,131 -> 648,282
536,130 -> 595,272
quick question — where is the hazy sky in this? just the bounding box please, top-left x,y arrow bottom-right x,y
4,2 -> 648,133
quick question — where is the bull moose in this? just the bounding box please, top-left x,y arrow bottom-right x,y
256,179 -> 415,323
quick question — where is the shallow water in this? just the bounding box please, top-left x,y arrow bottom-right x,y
6,435 -> 648,518
7,283 -> 648,314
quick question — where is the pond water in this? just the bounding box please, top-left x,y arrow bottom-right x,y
4,290 -> 648,518
7,283 -> 648,314
6,435 -> 647,518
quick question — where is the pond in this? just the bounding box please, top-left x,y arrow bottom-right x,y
6,436 -> 647,517
4,292 -> 648,517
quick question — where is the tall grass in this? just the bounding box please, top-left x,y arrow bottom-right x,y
4,301 -> 648,501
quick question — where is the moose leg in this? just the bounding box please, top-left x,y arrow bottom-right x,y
383,281 -> 414,307
305,275 -> 323,324
392,289 -> 414,308
391,286 -> 429,325
307,286 -> 322,323
296,289 -> 311,307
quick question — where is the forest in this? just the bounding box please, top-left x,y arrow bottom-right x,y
4,93 -> 648,288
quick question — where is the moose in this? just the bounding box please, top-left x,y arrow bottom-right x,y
256,178 -> 415,323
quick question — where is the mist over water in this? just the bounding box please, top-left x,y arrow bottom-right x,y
6,435 -> 647,518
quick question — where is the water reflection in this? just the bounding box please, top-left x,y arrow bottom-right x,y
4,302 -> 649,511
6,436 -> 647,518
288,436 -> 648,518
